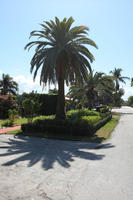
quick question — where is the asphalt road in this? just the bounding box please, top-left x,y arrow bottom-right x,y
0,106 -> 133,200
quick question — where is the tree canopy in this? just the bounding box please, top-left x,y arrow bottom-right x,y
0,74 -> 18,95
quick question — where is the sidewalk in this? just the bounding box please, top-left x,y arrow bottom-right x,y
0,126 -> 21,134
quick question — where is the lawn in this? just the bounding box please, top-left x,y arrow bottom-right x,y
0,115 -> 55,128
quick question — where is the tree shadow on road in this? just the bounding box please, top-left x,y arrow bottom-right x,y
0,135 -> 115,170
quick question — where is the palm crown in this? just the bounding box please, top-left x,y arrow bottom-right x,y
0,74 -> 18,95
110,68 -> 129,92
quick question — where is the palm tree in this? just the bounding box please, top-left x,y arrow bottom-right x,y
110,68 -> 129,92
0,74 -> 18,95
68,72 -> 113,109
25,17 -> 97,119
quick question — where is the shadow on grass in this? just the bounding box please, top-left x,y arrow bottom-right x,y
0,135 -> 115,170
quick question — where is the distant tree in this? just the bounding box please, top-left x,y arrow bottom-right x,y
110,68 -> 129,92
48,88 -> 58,94
68,72 -> 113,109
128,96 -> 133,107
110,68 -> 129,106
113,88 -> 125,107
0,74 -> 18,95
25,17 -> 97,119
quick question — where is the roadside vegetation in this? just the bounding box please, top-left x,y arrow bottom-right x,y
5,114 -> 120,143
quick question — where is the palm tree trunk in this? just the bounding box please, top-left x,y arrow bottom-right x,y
56,76 -> 66,120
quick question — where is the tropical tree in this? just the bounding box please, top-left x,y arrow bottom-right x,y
128,96 -> 133,107
0,74 -> 18,95
68,72 -> 113,109
25,17 -> 97,119
110,68 -> 129,106
110,68 -> 129,92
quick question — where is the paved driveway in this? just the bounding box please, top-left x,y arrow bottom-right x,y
0,106 -> 133,200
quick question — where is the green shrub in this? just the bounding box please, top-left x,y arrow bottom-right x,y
1,120 -> 13,127
100,105 -> 109,113
67,109 -> 99,120
81,116 -> 101,126
0,96 -> 18,119
21,113 -> 112,138
22,98 -> 36,123
18,92 -> 57,116
8,109 -> 18,126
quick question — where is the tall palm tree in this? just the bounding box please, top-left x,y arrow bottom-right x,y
25,17 -> 97,119
110,68 -> 129,92
0,74 -> 18,95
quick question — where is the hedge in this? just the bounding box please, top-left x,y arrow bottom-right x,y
17,92 -> 57,116
21,114 -> 112,138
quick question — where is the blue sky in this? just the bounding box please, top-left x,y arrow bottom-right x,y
0,0 -> 133,99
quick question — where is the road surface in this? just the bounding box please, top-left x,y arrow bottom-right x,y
0,106 -> 133,200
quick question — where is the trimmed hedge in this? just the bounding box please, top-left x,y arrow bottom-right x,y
21,113 -> 112,138
17,92 -> 57,116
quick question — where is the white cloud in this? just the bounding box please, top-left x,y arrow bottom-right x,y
13,75 -> 58,94
123,87 -> 133,100
0,70 -> 2,75
13,75 -> 41,93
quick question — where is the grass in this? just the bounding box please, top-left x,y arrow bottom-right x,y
90,114 -> 120,143
0,115 -> 55,127
5,114 -> 120,143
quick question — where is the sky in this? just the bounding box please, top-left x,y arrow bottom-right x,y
0,0 -> 133,100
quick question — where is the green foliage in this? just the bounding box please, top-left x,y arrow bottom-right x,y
100,105 -> 109,113
0,73 -> 18,95
81,116 -> 101,127
48,88 -> 58,94
67,109 -> 99,120
8,109 -> 18,126
1,120 -> 13,127
22,98 -> 36,123
68,72 -> 114,109
25,17 -> 97,120
17,92 -> 57,116
0,96 -> 18,119
21,109 -> 112,138
127,96 -> 133,106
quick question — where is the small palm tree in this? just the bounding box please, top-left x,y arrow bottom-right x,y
0,74 -> 18,95
25,17 -> 97,119
110,68 -> 129,92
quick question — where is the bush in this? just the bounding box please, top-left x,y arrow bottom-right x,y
67,109 -> 100,121
1,120 -> 13,127
22,98 -> 36,123
8,109 -> 18,126
21,113 -> 112,138
100,105 -> 109,113
0,96 -> 18,119
81,116 -> 101,126
17,92 -> 57,117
